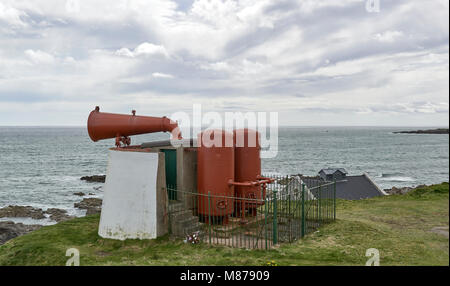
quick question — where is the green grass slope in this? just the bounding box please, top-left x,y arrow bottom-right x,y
0,183 -> 448,266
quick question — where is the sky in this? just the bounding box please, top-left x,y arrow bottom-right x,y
0,0 -> 448,126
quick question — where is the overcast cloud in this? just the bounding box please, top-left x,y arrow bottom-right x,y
0,0 -> 448,126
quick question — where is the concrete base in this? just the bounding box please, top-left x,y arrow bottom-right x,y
98,149 -> 168,240
176,147 -> 197,209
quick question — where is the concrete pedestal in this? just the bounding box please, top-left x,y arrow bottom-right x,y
98,149 -> 168,240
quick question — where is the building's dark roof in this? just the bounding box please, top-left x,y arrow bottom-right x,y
335,175 -> 384,200
319,168 -> 348,175
302,174 -> 385,200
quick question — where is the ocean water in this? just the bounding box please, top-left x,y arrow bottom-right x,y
0,126 -> 448,224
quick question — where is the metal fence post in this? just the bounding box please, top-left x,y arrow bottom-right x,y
301,183 -> 306,238
208,191 -> 212,244
264,193 -> 268,249
333,181 -> 336,221
318,185 -> 322,224
167,185 -> 172,235
273,189 -> 278,245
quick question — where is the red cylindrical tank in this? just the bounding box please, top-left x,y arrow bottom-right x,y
197,129 -> 235,223
234,129 -> 263,216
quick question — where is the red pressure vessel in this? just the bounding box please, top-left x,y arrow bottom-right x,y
234,129 -> 263,216
197,130 -> 235,223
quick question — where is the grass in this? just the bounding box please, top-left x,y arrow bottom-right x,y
0,183 -> 448,266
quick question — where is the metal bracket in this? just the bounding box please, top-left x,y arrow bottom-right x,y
115,135 -> 131,148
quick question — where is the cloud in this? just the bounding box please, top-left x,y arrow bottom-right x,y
24,49 -> 55,64
373,30 -> 404,43
0,2 -> 27,27
152,72 -> 174,79
115,42 -> 169,58
0,0 -> 448,126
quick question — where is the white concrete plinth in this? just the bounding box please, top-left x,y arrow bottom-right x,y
98,149 -> 163,240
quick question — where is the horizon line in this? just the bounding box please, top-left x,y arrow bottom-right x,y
0,125 -> 448,128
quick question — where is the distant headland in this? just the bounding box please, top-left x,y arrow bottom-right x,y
393,128 -> 449,134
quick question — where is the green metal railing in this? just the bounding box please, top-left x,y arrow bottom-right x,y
166,175 -> 336,249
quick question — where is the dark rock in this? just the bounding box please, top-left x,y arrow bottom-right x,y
74,198 -> 102,209
0,221 -> 42,245
384,184 -> 441,195
80,175 -> 106,183
0,205 -> 46,219
86,208 -> 101,215
44,208 -> 75,222
74,198 -> 102,215
73,192 -> 85,196
384,186 -> 414,195
393,128 -> 449,134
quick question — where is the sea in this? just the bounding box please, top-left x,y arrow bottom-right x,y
0,126 -> 448,225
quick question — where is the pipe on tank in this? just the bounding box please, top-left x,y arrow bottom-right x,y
87,106 -> 182,147
228,178 -> 273,187
232,128 -> 274,219
141,138 -> 195,149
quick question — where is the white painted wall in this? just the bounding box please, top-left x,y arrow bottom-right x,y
98,149 -> 159,240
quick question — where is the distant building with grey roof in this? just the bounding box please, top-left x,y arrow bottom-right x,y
319,168 -> 348,181
304,168 -> 386,200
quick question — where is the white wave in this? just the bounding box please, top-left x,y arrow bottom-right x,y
379,176 -> 415,182
0,217 -> 56,226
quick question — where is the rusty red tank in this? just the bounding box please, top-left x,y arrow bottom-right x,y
233,128 -> 264,217
197,129 -> 235,224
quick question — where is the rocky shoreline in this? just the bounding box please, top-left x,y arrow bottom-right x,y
383,185 -> 426,195
0,221 -> 42,245
0,175 -> 105,245
0,197 -> 104,245
0,205 -> 75,222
